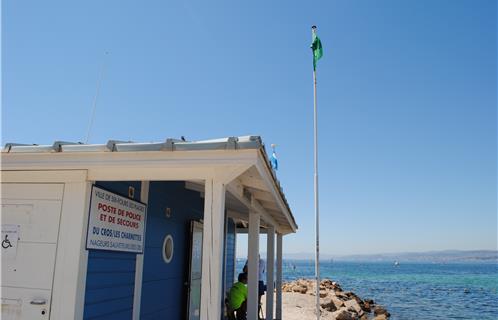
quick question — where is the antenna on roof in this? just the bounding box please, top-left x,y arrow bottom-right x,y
85,51 -> 108,144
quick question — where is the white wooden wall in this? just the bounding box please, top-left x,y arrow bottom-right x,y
1,170 -> 90,320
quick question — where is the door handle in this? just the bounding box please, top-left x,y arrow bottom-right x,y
30,299 -> 46,305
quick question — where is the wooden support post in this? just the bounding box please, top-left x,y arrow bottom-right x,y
200,179 -> 226,320
247,211 -> 261,320
276,233 -> 283,320
266,226 -> 275,320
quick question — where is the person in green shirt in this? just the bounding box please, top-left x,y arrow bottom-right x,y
229,273 -> 248,320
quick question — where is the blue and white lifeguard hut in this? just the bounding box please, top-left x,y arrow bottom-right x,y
1,136 -> 297,320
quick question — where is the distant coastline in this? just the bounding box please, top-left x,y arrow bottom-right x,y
273,250 -> 498,263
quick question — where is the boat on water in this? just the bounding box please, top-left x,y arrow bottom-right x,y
394,260 -> 400,266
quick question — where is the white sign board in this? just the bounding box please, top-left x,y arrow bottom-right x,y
1,224 -> 19,260
86,186 -> 147,253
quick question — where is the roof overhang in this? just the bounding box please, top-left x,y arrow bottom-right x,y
1,136 -> 297,234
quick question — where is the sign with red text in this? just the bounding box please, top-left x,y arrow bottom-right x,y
86,186 -> 147,253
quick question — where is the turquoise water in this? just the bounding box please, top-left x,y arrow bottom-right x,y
237,260 -> 498,319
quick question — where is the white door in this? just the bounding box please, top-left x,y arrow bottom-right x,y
187,221 -> 203,320
1,183 -> 64,320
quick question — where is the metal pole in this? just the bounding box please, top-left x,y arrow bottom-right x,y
312,26 -> 321,320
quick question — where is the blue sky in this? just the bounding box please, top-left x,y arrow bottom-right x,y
2,0 -> 496,255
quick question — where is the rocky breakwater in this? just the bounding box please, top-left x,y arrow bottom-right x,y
282,279 -> 390,320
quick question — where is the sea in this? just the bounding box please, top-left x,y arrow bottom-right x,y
236,260 -> 498,320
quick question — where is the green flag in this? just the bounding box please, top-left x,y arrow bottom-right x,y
311,32 -> 323,70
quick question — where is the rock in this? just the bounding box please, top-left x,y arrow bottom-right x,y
362,299 -> 374,312
331,296 -> 345,309
292,285 -> 308,294
296,279 -> 310,288
374,306 -> 390,318
344,299 -> 362,314
321,279 -> 334,290
320,298 -> 338,312
282,279 -> 386,320
346,307 -> 363,318
354,296 -> 364,304
334,283 -> 344,292
362,300 -> 372,312
335,291 -> 349,301
320,278 -> 344,292
331,308 -> 357,320
344,291 -> 361,302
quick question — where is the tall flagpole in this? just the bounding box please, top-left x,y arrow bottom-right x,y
312,25 -> 321,320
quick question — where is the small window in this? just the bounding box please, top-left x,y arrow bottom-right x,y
162,235 -> 174,263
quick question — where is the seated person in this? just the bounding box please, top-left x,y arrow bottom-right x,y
243,255 -> 266,306
229,273 -> 248,320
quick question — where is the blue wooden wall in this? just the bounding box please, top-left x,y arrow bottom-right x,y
83,181 -> 235,320
83,181 -> 142,320
224,218 -> 236,294
140,181 -> 203,320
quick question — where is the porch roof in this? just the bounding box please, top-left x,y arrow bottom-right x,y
2,136 -> 297,234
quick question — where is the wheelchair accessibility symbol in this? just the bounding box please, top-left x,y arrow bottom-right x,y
1,224 -> 19,258
2,234 -> 13,249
